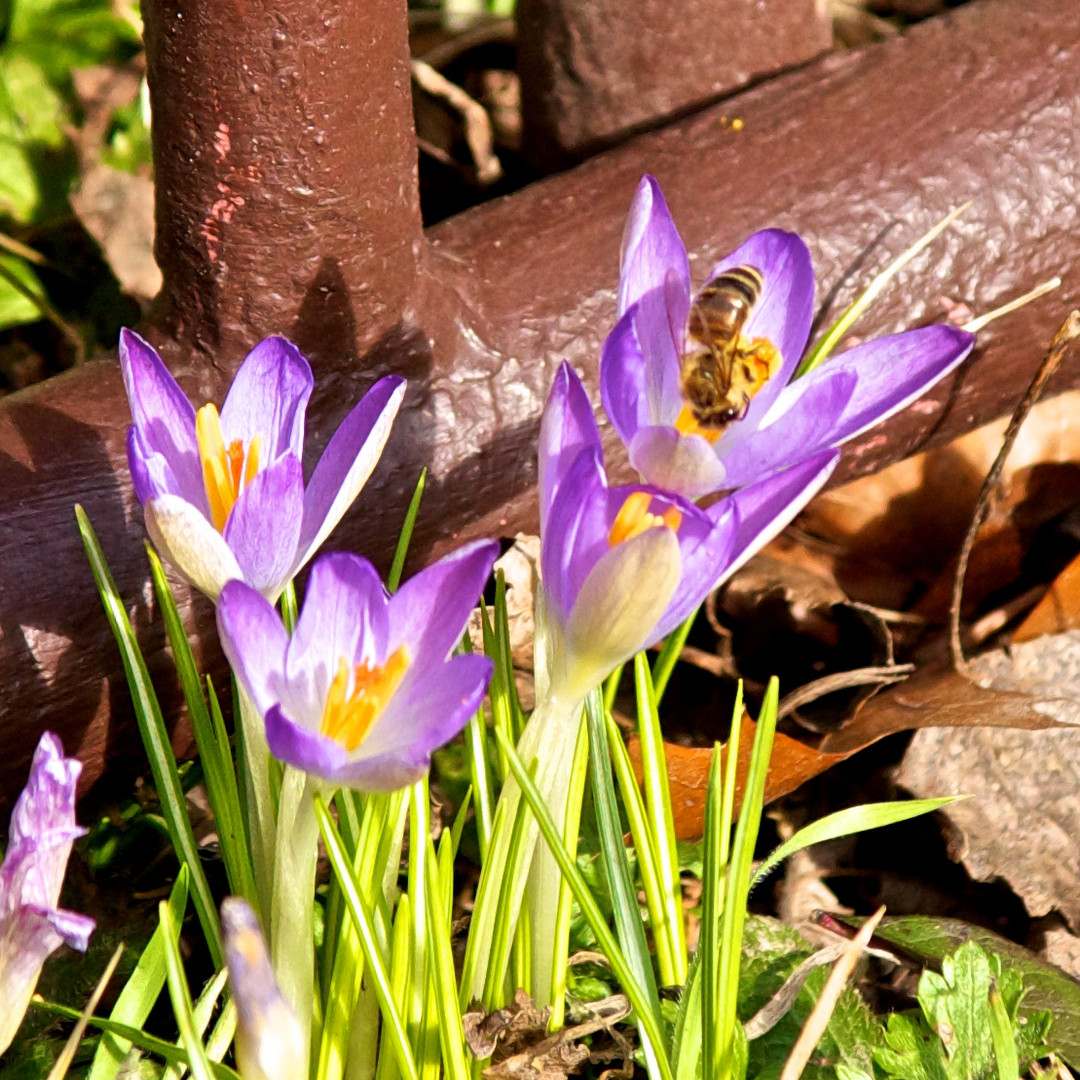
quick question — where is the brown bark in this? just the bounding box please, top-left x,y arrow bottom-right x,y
1,0 -> 1078,808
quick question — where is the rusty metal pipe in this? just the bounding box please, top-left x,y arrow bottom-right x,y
0,0 -> 1077,806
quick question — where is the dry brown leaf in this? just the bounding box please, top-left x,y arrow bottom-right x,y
628,715 -> 848,842
1014,549 -> 1080,642
896,630 -> 1080,929
71,166 -> 161,302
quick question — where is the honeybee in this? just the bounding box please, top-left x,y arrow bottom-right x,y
679,264 -> 781,432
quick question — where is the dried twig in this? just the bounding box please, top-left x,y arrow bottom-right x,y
778,906 -> 885,1080
950,311 -> 1080,671
777,664 -> 914,719
411,58 -> 502,185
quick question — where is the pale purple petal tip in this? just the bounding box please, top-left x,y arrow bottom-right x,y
389,539 -> 499,672
821,323 -> 975,445
539,363 -> 602,532
220,336 -> 314,465
118,328 -> 203,504
297,375 -> 406,563
619,175 -> 690,318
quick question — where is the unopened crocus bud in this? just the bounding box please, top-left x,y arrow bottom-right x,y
221,898 -> 305,1080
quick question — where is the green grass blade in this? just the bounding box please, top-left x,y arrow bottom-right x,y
797,202 -> 970,377
651,607 -> 698,704
280,580 -> 299,633
316,795 -> 420,1080
634,653 -> 687,983
88,866 -> 191,1080
463,703 -> 494,860
700,743 -> 724,1080
159,900 -> 216,1080
602,663 -> 625,713
671,953 -> 703,1080
717,681 -> 778,1080
76,506 -> 223,966
495,725 -> 674,1080
147,546 -> 256,907
424,835 -> 469,1080
388,469 -> 426,592
988,985 -> 1019,1080
33,1003 -> 240,1080
752,796 -> 963,887
493,571 -> 524,736
604,708 -> 674,988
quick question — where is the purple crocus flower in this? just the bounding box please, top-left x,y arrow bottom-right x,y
601,175 -> 975,499
119,329 -> 406,601
216,543 -> 498,790
221,898 -> 304,1080
538,361 -> 838,699
0,733 -> 95,1056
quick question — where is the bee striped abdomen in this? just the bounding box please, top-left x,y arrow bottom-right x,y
678,263 -> 778,437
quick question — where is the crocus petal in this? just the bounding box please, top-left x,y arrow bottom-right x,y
146,495 -> 244,601
222,898 -> 306,1080
810,324 -> 975,446
223,455 -> 304,599
558,525 -> 681,698
600,309 -> 650,446
628,424 -> 730,499
618,175 -> 690,318
217,581 -> 291,718
539,362 -> 603,533
220,337 -> 313,464
388,540 -> 499,672
265,704 -> 348,779
119,329 -> 203,505
295,375 -> 406,570
284,554 -> 389,721
540,447 -> 610,626
709,229 -> 815,394
650,502 -> 738,642
714,369 -> 857,489
720,450 -> 840,580
329,654 -> 494,791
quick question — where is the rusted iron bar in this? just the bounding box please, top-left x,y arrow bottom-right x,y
0,0 -> 1077,807
516,0 -> 831,167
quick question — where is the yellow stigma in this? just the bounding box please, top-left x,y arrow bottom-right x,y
609,491 -> 682,547
196,403 -> 261,531
319,646 -> 411,752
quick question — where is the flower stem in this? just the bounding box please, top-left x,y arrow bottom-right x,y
270,766 -> 320,1067
235,685 -> 277,921
460,690 -> 585,1008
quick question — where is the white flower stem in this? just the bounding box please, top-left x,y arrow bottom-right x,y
462,689 -> 585,1007
270,766 -> 319,1066
236,686 -> 277,921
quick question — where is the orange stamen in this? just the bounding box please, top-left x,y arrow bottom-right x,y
195,403 -> 262,531
674,404 -> 723,444
609,491 -> 682,547
319,646 -> 411,752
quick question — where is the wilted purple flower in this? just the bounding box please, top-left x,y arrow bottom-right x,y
601,175 -> 975,498
120,329 -> 406,601
538,362 -> 837,699
0,733 -> 94,1056
221,898 -> 304,1080
216,544 -> 498,790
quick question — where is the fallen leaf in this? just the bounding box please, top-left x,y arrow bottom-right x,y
1014,548 -> 1080,642
896,631 -> 1080,931
71,165 -> 161,302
